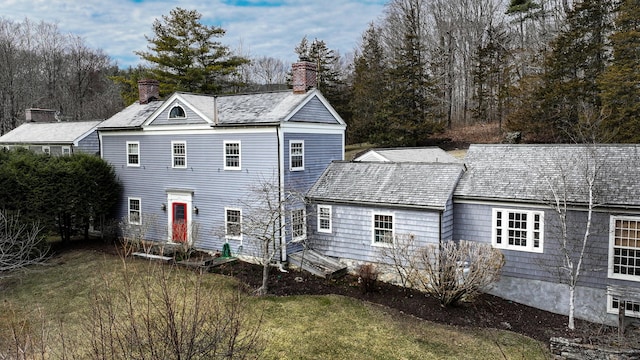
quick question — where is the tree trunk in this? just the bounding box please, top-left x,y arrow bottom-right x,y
568,284 -> 575,330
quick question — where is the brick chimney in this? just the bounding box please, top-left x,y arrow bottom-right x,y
138,79 -> 160,104
25,108 -> 57,122
292,61 -> 317,94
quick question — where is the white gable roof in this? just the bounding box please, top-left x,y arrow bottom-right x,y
354,147 -> 460,163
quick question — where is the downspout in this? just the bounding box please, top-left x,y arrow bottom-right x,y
277,126 -> 287,263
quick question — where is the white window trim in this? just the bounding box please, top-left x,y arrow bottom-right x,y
168,104 -> 187,119
317,205 -> 332,233
41,146 -> 50,155
372,212 -> 394,247
223,141 -> 241,170
225,207 -> 242,242
291,208 -> 307,242
289,140 -> 304,171
171,141 -> 187,169
607,294 -> 640,318
126,141 -> 140,167
608,215 -> 640,282
491,208 -> 544,253
61,146 -> 71,156
128,197 -> 142,225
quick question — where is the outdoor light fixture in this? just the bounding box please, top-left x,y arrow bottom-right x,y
194,206 -> 199,215
161,203 -> 167,211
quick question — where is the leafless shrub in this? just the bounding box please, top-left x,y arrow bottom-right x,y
118,214 -> 158,256
85,261 -> 264,359
377,233 -> 419,289
357,264 -> 378,294
0,304 -> 50,360
0,211 -> 49,274
410,240 -> 505,306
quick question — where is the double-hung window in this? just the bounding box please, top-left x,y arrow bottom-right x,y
291,208 -> 306,241
609,216 -> 640,281
225,208 -> 242,240
61,146 -> 71,156
373,213 -> 393,245
172,141 -> 187,168
127,141 -> 140,166
128,198 -> 141,225
492,208 -> 544,253
317,205 -> 332,233
42,146 -> 50,155
290,140 -> 304,171
224,141 -> 241,170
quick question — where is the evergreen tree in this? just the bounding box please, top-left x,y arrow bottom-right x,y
136,7 -> 249,95
507,0 -> 613,142
599,0 -> 640,142
472,25 -> 513,127
543,0 -> 612,141
349,23 -> 388,144
382,0 -> 441,147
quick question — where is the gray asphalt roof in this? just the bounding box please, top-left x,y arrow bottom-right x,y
307,161 -> 464,210
0,121 -> 102,144
355,147 -> 460,163
455,144 -> 640,207
98,90 -> 316,129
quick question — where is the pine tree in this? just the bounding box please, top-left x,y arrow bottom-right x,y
599,0 -> 640,142
136,8 -> 249,95
349,23 -> 388,144
542,0 -> 613,141
382,0 -> 441,147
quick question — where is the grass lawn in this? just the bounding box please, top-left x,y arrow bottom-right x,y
0,249 -> 549,359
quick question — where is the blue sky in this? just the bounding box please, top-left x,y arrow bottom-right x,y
2,0 -> 387,68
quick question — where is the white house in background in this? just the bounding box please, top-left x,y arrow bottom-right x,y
353,147 -> 460,163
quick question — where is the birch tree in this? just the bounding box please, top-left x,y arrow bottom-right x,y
539,144 -> 611,329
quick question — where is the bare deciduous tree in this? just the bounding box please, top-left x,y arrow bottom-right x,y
0,211 -> 49,274
236,177 -> 306,296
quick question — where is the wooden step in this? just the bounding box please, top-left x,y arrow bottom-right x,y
288,249 -> 347,279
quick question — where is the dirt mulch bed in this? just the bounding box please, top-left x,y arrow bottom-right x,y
210,260 -> 587,345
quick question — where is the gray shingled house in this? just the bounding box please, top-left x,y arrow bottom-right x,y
306,161 -> 463,271
0,120 -> 102,155
453,144 -> 640,325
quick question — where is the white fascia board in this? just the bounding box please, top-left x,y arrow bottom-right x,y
100,126 -> 277,137
280,121 -> 345,134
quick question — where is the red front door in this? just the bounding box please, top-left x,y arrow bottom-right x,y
172,202 -> 188,243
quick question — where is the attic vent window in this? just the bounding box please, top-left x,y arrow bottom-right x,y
169,105 -> 186,119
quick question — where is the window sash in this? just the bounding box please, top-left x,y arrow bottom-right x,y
128,198 -> 141,225
290,141 -> 304,170
373,214 -> 393,244
127,142 -> 139,166
609,295 -> 640,318
493,209 -> 543,253
224,142 -> 241,170
610,216 -> 640,281
318,205 -> 332,233
291,209 -> 306,240
172,142 -> 186,168
225,209 -> 242,239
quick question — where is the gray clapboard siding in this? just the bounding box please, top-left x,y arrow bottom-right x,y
453,201 -> 611,289
284,132 -> 343,193
288,97 -> 338,124
309,203 -> 442,264
102,130 -> 279,252
77,130 -> 100,154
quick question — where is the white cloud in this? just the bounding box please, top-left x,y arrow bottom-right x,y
2,0 -> 386,68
